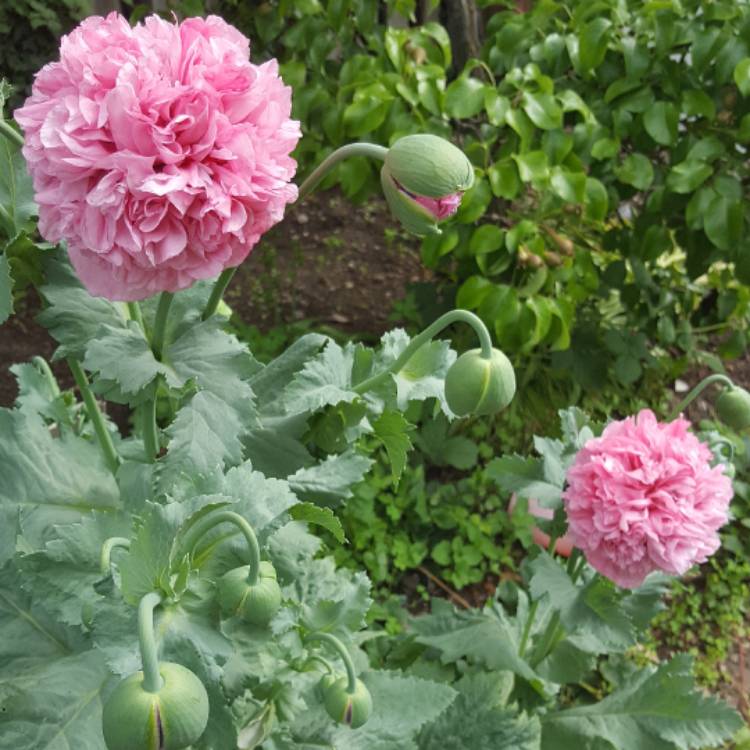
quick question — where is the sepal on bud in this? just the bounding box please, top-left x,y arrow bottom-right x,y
445,348 -> 516,416
102,662 -> 209,750
218,560 -> 282,626
380,134 -> 474,236
716,386 -> 750,431
385,134 -> 474,198
322,676 -> 373,729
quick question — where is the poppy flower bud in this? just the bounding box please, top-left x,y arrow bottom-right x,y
716,386 -> 750,431
445,348 -> 516,417
102,662 -> 209,750
218,560 -> 282,626
380,134 -> 474,236
322,676 -> 373,729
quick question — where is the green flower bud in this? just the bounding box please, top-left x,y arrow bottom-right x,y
716,386 -> 750,431
102,662 -> 209,750
380,134 -> 474,236
445,348 -> 516,417
385,134 -> 474,198
322,676 -> 373,729
218,560 -> 282,626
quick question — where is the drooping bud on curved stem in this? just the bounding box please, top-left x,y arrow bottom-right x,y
178,510 -> 281,625
353,309 -> 516,416
100,536 -> 131,576
306,632 -> 373,729
102,592 -> 210,750
668,373 -> 750,428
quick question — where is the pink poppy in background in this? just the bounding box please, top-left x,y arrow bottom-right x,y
508,494 -> 574,557
563,409 -> 732,589
15,13 -> 300,301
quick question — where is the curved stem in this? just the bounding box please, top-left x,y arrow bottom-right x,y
668,373 -> 734,421
178,510 -> 261,586
297,143 -> 388,201
202,267 -> 236,321
353,309 -> 493,395
100,537 -> 131,576
138,592 -> 164,693
307,654 -> 335,674
67,358 -> 120,474
306,632 -> 357,693
126,301 -> 144,331
142,392 -> 159,463
32,356 -> 60,397
150,291 -> 174,361
0,119 -> 24,149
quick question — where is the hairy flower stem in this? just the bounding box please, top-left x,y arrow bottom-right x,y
138,592 -> 165,693
306,632 -> 358,693
142,394 -> 159,463
100,537 -> 131,576
126,301 -> 145,331
67,358 -> 120,474
297,143 -> 388,201
0,119 -> 24,149
178,510 -> 261,586
353,310 -> 493,395
518,600 -> 538,658
150,291 -> 174,361
202,267 -> 237,321
668,373 -> 734,421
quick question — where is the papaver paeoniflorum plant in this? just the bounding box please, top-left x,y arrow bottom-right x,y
14,13 -> 300,301
563,409 -> 733,588
0,9 -> 745,750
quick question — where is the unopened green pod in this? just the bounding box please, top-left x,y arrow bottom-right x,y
716,386 -> 750,431
218,560 -> 282,626
102,662 -> 209,750
385,134 -> 474,198
322,676 -> 373,729
444,348 -> 516,416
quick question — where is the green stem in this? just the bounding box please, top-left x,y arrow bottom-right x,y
150,291 -> 174,361
126,301 -> 145,331
307,655 -> 335,674
32,356 -> 60,397
518,599 -> 538,658
353,310 -> 493,395
100,537 -> 131,576
202,267 -> 236,321
0,203 -> 13,235
142,394 -> 159,463
307,632 -> 357,693
67,358 -> 120,474
531,610 -> 561,668
0,119 -> 24,149
297,143 -> 388,201
138,592 -> 164,693
178,510 -> 261,586
668,373 -> 734,421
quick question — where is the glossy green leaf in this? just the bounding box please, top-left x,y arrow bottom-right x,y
734,57 -> 750,96
445,76 -> 486,119
615,153 -> 654,190
666,160 -> 713,193
521,91 -> 563,130
643,101 -> 679,145
704,193 -> 743,250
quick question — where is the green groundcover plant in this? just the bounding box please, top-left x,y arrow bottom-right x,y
0,10 -> 748,750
